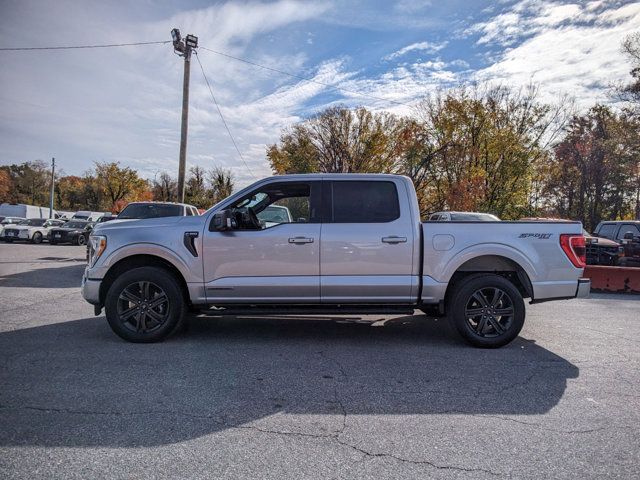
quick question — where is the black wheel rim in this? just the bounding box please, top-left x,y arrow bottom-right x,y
78,236 -> 85,245
117,281 -> 170,333
464,287 -> 515,338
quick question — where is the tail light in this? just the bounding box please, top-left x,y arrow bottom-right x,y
560,234 -> 586,268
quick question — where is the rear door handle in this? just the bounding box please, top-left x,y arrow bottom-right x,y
382,236 -> 407,244
289,236 -> 314,244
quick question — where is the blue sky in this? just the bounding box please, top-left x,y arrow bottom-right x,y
1,0 -> 638,187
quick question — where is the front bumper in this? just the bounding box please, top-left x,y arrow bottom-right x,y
81,267 -> 101,305
576,278 -> 591,298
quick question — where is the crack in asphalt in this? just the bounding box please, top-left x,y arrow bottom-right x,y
472,415 -> 609,434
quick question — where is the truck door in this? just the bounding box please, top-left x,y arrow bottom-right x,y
320,179 -> 417,303
202,181 -> 322,303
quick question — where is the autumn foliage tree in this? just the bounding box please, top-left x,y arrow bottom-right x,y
267,85 -> 567,219
268,106 -> 403,175
543,106 -> 640,229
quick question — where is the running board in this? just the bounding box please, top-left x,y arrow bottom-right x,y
197,304 -> 416,317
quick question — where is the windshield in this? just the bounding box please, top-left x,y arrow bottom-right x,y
63,222 -> 87,229
18,219 -> 46,226
118,203 -> 183,219
257,206 -> 291,223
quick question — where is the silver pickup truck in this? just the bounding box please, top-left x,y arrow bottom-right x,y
82,174 -> 590,347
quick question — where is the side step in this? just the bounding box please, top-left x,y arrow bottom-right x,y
196,304 -> 416,317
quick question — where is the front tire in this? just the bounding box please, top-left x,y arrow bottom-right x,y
105,266 -> 185,343
448,274 -> 525,348
76,235 -> 86,246
32,232 -> 43,244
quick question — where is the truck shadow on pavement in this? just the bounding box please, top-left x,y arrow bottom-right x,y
0,314 -> 578,448
0,264 -> 86,288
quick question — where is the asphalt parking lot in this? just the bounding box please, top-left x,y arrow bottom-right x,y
0,243 -> 639,479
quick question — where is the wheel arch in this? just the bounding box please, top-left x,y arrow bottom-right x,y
443,254 -> 534,307
99,254 -> 190,306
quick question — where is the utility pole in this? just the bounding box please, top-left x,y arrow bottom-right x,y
171,28 -> 198,203
49,157 -> 55,218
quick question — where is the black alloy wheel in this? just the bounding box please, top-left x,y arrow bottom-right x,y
117,281 -> 170,334
463,287 -> 515,338
449,274 -> 525,348
105,266 -> 185,342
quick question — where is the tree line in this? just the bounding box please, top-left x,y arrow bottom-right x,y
0,161 -> 234,213
267,35 -> 640,230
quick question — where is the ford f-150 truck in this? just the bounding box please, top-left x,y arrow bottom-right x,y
82,174 -> 590,347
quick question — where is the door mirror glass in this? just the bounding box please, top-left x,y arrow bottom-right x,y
212,209 -> 237,231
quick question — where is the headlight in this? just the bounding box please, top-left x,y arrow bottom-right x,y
88,235 -> 107,267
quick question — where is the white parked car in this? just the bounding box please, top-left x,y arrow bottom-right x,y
2,218 -> 66,244
73,211 -> 110,222
0,216 -> 26,238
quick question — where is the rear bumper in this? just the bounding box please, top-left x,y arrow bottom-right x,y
530,278 -> 590,303
576,278 -> 591,298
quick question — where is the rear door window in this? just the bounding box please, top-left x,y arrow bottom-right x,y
329,181 -> 400,223
597,224 -> 617,240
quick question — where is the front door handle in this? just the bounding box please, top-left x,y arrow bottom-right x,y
382,236 -> 407,244
289,236 -> 314,244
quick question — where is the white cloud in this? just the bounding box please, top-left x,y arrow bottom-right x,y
394,0 -> 433,14
468,0 -> 597,46
471,0 -> 640,108
383,41 -> 448,60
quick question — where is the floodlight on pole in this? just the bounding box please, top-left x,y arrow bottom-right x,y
171,28 -> 198,202
185,34 -> 198,48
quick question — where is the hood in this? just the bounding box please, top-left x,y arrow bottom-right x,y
93,215 -> 190,234
51,226 -> 85,232
591,237 -> 620,247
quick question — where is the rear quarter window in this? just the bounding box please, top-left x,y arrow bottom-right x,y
330,181 -> 400,223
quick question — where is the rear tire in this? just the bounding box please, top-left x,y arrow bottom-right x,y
50,240 -> 57,245
32,232 -> 43,244
448,274 -> 525,348
105,266 -> 185,343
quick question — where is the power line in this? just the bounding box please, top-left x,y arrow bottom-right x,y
194,51 -> 256,179
0,40 -> 171,51
199,46 -> 412,108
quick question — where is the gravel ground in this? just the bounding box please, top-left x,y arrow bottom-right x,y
0,243 -> 639,479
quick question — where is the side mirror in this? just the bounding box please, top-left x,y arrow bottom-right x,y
623,232 -> 634,240
212,209 -> 236,231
